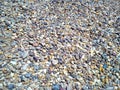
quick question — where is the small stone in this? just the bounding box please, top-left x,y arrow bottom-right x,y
103,64 -> 107,69
102,53 -> 108,60
28,32 -> 34,38
10,60 -> 17,65
52,60 -> 58,65
22,64 -> 29,70
33,42 -> 39,47
25,73 -> 31,78
43,22 -> 47,25
8,84 -> 15,90
33,56 -> 39,62
52,84 -> 60,90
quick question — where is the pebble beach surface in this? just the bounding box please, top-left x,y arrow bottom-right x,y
0,0 -> 120,90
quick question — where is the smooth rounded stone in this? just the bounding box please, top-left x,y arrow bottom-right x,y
10,60 -> 17,65
52,60 -> 58,65
22,64 -> 29,70
32,42 -> 39,47
8,84 -> 15,90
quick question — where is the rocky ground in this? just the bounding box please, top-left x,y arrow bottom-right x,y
0,0 -> 120,90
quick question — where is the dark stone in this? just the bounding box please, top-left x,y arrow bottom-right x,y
33,56 -> 39,62
39,17 -> 44,20
43,22 -> 47,25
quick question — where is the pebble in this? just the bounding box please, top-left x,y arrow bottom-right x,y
8,84 -> 15,90
52,84 -> 60,90
22,64 -> 29,70
52,60 -> 58,65
33,56 -> 39,62
10,60 -> 17,65
25,73 -> 31,78
103,64 -> 108,69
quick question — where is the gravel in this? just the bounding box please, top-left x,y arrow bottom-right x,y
0,0 -> 119,90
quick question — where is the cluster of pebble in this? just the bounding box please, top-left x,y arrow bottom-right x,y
0,0 -> 120,90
